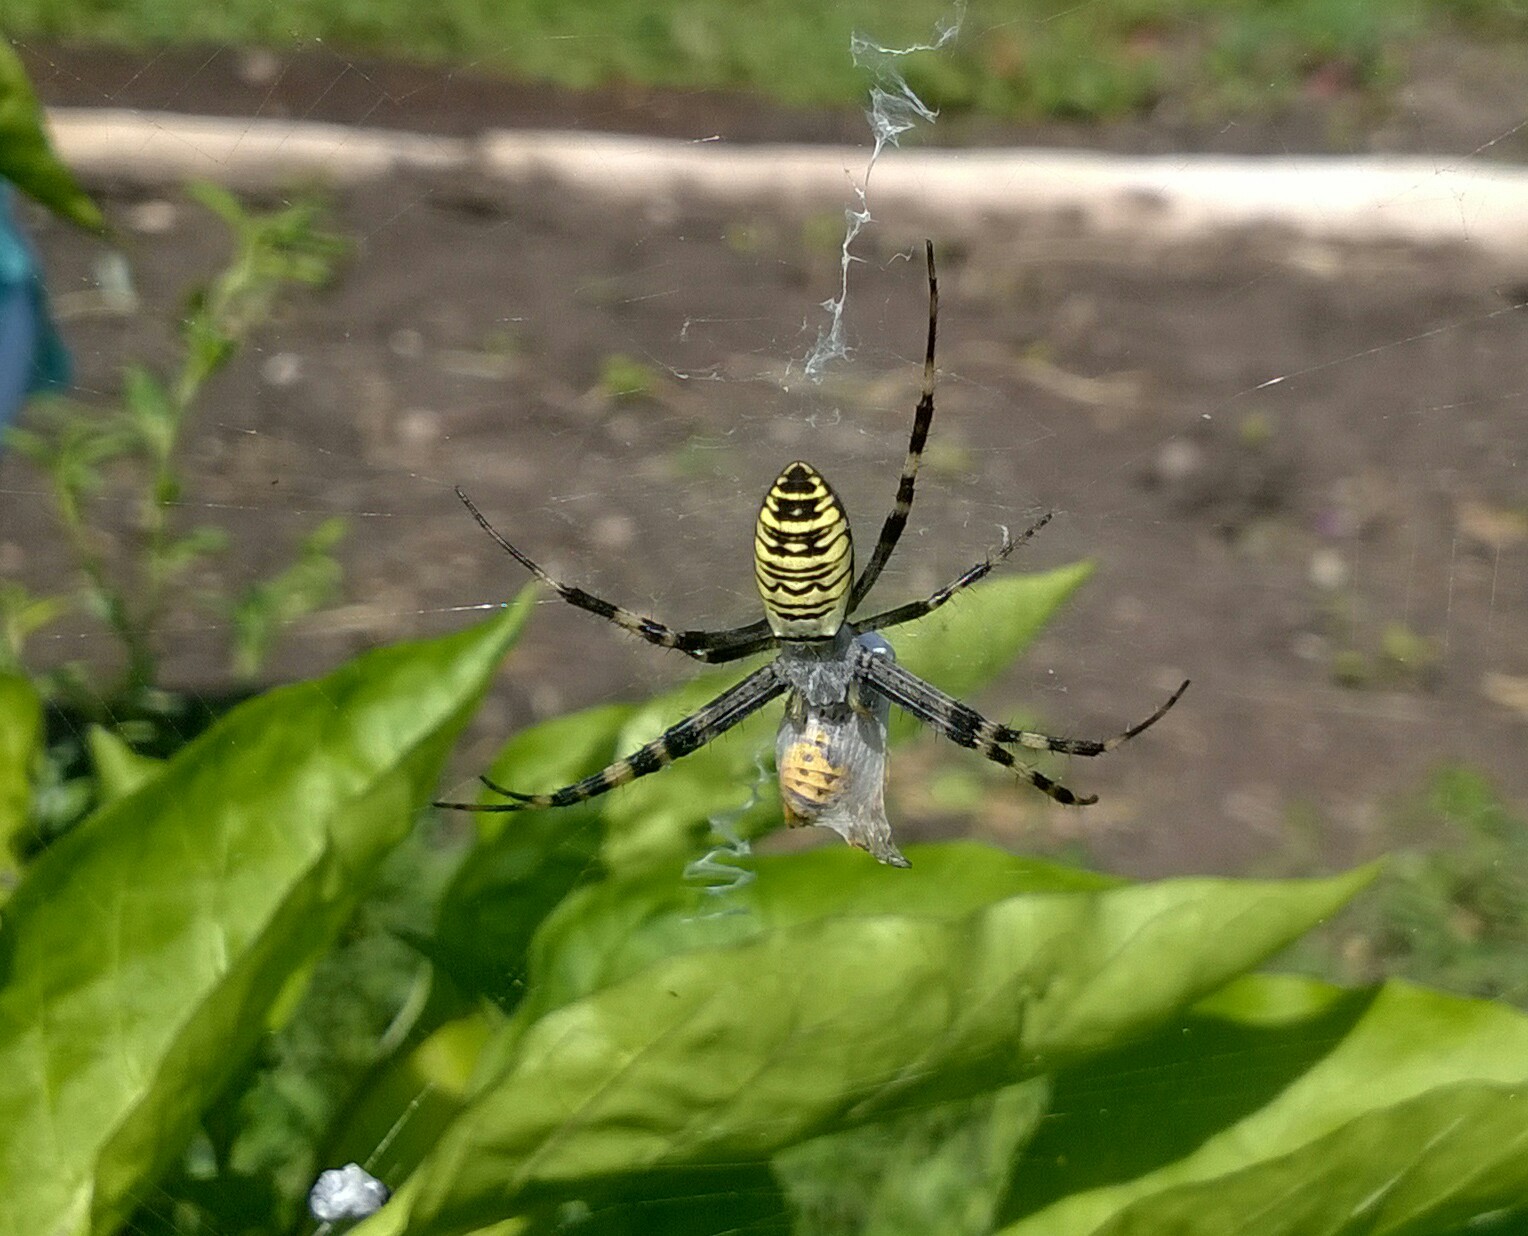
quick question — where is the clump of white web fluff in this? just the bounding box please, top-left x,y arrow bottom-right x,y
801,2 -> 965,382
681,750 -> 771,908
309,1161 -> 390,1227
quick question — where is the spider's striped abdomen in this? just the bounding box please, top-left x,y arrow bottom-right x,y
755,461 -> 854,639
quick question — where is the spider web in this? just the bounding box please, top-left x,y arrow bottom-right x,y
3,3 -> 1528,1232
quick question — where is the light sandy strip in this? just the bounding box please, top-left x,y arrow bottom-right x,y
47,108 -> 1528,265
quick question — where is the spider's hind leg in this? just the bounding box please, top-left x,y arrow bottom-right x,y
855,650 -> 1188,807
434,663 -> 786,813
1000,679 -> 1191,756
989,747 -> 1098,807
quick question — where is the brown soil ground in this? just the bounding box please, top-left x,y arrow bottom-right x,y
4,44 -> 1526,876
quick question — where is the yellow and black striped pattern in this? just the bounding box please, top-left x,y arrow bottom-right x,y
754,462 -> 854,639
778,726 -> 847,826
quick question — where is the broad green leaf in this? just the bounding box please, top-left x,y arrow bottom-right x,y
527,841 -> 1119,1016
781,1080 -> 1048,1236
376,852 -> 1105,1197
330,703 -> 637,1195
998,974 -> 1528,1236
429,701 -> 636,1003
0,43 -> 105,233
0,598 -> 529,1236
86,725 -> 163,804
0,672 -> 41,890
896,560 -> 1094,700
355,866 -> 1368,1234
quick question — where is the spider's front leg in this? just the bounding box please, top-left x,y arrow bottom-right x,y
849,240 -> 940,610
853,513 -> 1054,634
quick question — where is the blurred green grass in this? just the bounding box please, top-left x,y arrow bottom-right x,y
1289,765 -> 1528,1008
6,0 -> 1528,122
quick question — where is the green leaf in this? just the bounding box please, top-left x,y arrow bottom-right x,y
0,42 -> 105,233
0,584 -> 70,673
226,516 -> 346,681
166,522 -> 225,573
894,560 -> 1094,700
0,598 -> 529,1236
354,865 -> 1369,1234
997,974 -> 1528,1236
430,701 -> 636,1004
406,846 -> 1106,1206
85,725 -> 163,804
526,842 -> 1119,1017
781,1080 -> 1048,1236
0,672 -> 41,890
184,180 -> 247,230
120,365 -> 178,463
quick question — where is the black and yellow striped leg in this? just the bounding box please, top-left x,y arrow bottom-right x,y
856,651 -> 1189,806
434,664 -> 786,813
847,240 -> 939,611
853,512 -> 1053,635
1000,678 -> 1191,756
455,486 -> 776,663
856,652 -> 1095,805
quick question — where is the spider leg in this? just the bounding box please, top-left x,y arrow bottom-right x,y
455,486 -> 775,663
855,651 -> 1188,806
855,650 -> 1094,804
1000,678 -> 1190,755
434,664 -> 786,812
854,512 -> 1053,635
847,240 -> 938,612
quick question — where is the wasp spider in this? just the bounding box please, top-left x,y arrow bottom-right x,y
436,243 -> 1189,865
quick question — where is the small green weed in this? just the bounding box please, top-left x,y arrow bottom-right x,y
5,183 -> 348,836
1295,765 -> 1528,1005
598,351 -> 659,401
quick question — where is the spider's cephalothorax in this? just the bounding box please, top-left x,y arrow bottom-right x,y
755,462 -> 854,639
436,242 -> 1189,866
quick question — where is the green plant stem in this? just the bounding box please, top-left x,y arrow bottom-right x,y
55,484 -> 156,694
136,424 -> 184,693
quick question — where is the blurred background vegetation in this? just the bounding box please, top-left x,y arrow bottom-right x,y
5,0 -> 1528,122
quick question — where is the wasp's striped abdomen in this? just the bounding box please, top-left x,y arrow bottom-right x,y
755,461 -> 854,639
778,726 -> 847,825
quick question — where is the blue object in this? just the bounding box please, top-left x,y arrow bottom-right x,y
0,180 -> 70,432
